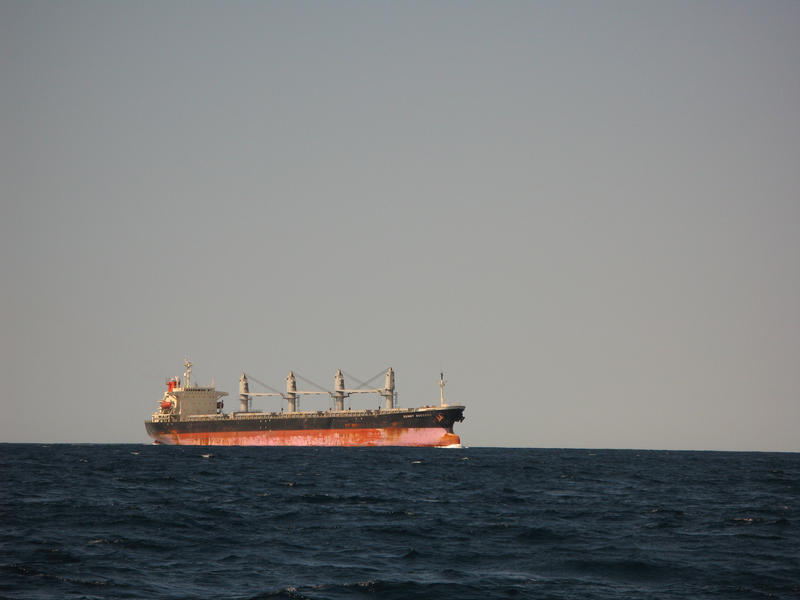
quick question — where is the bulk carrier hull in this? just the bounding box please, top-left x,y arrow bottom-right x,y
145,362 -> 465,447
145,406 -> 464,447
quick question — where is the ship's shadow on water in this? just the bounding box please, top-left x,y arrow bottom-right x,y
1,445 -> 799,599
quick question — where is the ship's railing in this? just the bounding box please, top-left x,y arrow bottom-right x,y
189,406 -> 454,420
227,407 -> 444,419
150,413 -> 179,422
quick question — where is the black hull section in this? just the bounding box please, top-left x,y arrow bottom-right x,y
145,406 -> 465,437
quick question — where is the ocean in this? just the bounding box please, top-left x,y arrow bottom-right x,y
1,445 -> 798,599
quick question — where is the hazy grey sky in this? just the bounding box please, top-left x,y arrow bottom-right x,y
2,1 -> 798,450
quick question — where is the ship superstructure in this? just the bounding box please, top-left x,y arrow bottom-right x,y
145,360 -> 464,447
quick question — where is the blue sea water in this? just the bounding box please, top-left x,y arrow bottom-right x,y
1,445 -> 798,599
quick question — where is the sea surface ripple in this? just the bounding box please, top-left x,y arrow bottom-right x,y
1,445 -> 799,599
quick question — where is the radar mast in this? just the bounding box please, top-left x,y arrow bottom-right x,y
184,358 -> 193,388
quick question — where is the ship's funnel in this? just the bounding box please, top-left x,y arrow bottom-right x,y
239,373 -> 250,412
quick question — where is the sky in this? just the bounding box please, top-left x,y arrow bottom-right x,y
1,1 -> 798,451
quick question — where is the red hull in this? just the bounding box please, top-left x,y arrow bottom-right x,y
150,427 -> 461,447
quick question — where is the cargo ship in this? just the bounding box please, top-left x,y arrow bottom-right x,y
145,360 -> 465,446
